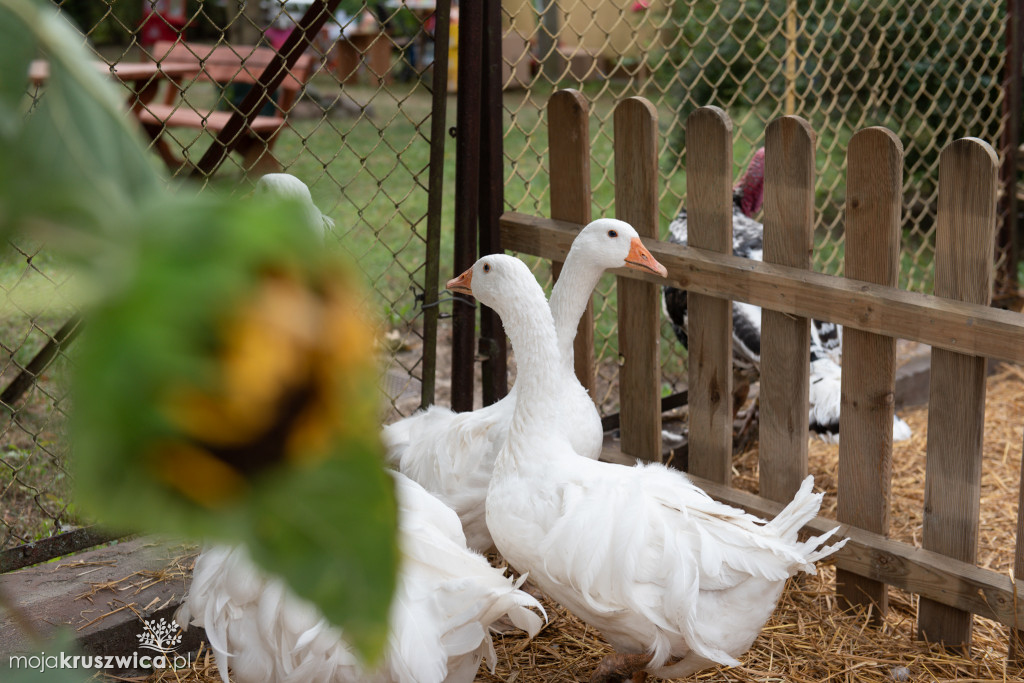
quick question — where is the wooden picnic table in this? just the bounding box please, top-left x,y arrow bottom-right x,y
28,59 -> 200,112
330,29 -> 393,86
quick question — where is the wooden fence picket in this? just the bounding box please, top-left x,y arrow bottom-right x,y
613,97 -> 661,461
548,89 -> 595,399
918,138 -> 999,649
498,90 -> 1024,659
1013,448 -> 1024,660
759,116 -> 814,503
836,127 -> 904,621
685,106 -> 735,484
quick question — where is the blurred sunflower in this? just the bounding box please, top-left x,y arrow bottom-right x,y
71,195 -> 398,661
2,0 -> 398,662
153,266 -> 379,507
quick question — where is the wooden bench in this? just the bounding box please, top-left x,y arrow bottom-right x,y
137,41 -> 317,174
329,30 -> 392,86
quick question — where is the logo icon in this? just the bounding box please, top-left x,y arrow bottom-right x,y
136,618 -> 182,655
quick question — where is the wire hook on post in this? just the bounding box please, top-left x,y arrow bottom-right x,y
416,290 -> 475,320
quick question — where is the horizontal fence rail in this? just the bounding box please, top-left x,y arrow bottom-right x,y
501,212 -> 1024,365
502,91 -> 1024,656
683,475 -> 1024,633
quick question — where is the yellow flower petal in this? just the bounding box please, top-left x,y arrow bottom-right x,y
151,441 -> 247,507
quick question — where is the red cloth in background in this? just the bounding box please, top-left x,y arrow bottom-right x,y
138,0 -> 187,48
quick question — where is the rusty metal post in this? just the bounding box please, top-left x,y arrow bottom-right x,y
478,0 -> 508,405
451,0 -> 484,412
420,0 -> 452,409
0,526 -> 123,573
0,315 -> 81,407
998,0 -> 1023,303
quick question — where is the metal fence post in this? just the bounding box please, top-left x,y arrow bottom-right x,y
997,0 -> 1022,303
451,0 -> 484,412
479,0 -> 508,405
420,0 -> 453,410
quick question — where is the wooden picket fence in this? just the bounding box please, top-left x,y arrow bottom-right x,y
499,89 -> 1024,657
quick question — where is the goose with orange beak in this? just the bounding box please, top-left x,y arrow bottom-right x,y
383,219 -> 667,552
449,231 -> 666,295
465,253 -> 845,683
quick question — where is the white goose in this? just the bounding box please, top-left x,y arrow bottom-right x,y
383,219 -> 667,551
448,255 -> 847,682
177,470 -> 545,683
254,173 -> 335,237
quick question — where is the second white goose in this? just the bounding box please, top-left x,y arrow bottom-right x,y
177,470 -> 544,683
383,219 -> 667,551
448,254 -> 846,683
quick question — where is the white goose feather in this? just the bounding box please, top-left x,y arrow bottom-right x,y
383,219 -> 666,551
176,470 -> 545,683
453,255 -> 847,679
254,173 -> 335,237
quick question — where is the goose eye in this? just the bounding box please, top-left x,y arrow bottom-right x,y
607,229 -> 618,238
482,263 -> 491,273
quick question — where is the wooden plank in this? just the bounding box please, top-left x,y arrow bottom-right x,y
0,538 -> 203,661
759,116 -> 814,503
691,471 -> 1024,629
0,525 -> 123,573
547,89 -> 595,399
836,127 -> 904,620
599,442 -> 1024,631
613,97 -> 661,460
685,106 -> 735,484
917,138 -> 998,649
1013,437 -> 1024,661
600,442 -> 1024,631
499,212 -> 1024,365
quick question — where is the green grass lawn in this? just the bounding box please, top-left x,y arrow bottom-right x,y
0,239 -> 79,545
148,75 -> 936,350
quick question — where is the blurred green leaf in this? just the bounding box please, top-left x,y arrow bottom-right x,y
0,9 -> 35,137
1,0 -> 398,664
248,453 -> 397,661
71,196 -> 398,663
0,0 -> 163,245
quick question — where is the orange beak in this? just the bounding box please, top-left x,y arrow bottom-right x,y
624,237 -> 668,277
446,267 -> 474,296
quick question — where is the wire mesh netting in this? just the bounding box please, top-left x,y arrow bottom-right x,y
500,0 -> 1015,416
0,240 -> 78,553
2,0 -> 1019,556
3,0 -> 446,555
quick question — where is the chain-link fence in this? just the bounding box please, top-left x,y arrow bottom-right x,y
3,0 -> 444,557
2,0 -> 1019,558
500,0 -> 1018,416
0,239 -> 78,556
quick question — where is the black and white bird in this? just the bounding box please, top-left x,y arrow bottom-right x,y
662,148 -> 911,443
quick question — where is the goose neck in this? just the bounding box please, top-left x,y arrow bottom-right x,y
497,292 -> 568,425
548,255 -> 602,369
